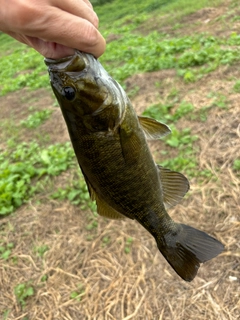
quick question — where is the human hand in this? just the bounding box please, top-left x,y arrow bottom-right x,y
0,0 -> 106,59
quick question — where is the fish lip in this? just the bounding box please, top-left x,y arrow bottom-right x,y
44,53 -> 77,70
44,51 -> 88,73
44,55 -> 74,65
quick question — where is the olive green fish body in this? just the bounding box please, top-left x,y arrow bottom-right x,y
45,51 -> 224,281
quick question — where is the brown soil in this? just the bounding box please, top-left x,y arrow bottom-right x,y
0,2 -> 240,320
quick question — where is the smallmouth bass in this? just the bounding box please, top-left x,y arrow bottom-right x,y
45,51 -> 224,281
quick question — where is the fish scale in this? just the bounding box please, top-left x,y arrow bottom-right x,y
45,51 -> 224,282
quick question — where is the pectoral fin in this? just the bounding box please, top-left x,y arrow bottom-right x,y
119,126 -> 142,165
157,165 -> 190,209
138,116 -> 171,140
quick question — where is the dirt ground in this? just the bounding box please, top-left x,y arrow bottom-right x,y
0,2 -> 240,320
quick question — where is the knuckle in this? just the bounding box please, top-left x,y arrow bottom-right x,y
84,24 -> 99,46
92,13 -> 99,28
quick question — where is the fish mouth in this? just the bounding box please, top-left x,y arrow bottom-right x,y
44,51 -> 87,73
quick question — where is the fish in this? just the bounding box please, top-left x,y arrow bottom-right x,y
45,51 -> 224,282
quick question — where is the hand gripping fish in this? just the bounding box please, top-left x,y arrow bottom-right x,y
45,51 -> 224,281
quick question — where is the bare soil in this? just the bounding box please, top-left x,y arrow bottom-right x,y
0,2 -> 239,319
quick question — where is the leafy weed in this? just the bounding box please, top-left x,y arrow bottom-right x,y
20,110 -> 53,128
14,282 -> 34,309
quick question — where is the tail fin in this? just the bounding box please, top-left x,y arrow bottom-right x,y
157,223 -> 224,282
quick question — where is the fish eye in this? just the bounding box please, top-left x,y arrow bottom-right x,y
63,86 -> 76,101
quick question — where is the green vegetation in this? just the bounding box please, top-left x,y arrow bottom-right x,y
143,100 -> 194,123
0,141 -> 75,215
20,109 -> 53,128
70,283 -> 85,301
95,0 -> 223,25
51,172 -> 97,211
233,80 -> 240,93
0,34 -> 48,95
0,242 -> 14,260
33,244 -> 49,258
233,159 -> 240,171
124,237 -> 133,254
99,32 -> 240,84
86,219 -> 98,231
14,282 -> 34,308
40,274 -> 48,282
3,309 -> 11,320
102,236 -> 111,247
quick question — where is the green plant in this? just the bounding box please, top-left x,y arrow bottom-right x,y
214,94 -> 228,109
86,220 -> 98,231
142,101 -> 194,124
14,282 -> 34,308
102,236 -> 111,247
0,242 -> 14,260
20,109 -> 53,128
142,102 -> 174,123
34,244 -> 49,258
0,45 -> 49,96
2,310 -> 10,320
70,283 -> 85,301
165,127 -> 198,148
161,155 -> 198,176
124,237 -> 133,254
51,171 -> 97,211
233,80 -> 240,93
0,141 -> 75,215
126,85 -> 140,98
172,101 -> 194,121
41,274 -> 48,282
233,159 -> 240,171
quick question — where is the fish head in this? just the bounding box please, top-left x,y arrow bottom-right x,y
45,51 -> 112,115
45,51 -> 126,130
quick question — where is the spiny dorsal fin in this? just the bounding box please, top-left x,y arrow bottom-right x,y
138,116 -> 171,140
157,165 -> 190,209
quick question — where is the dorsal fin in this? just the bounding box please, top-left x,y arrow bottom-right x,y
138,116 -> 171,140
157,165 -> 190,209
